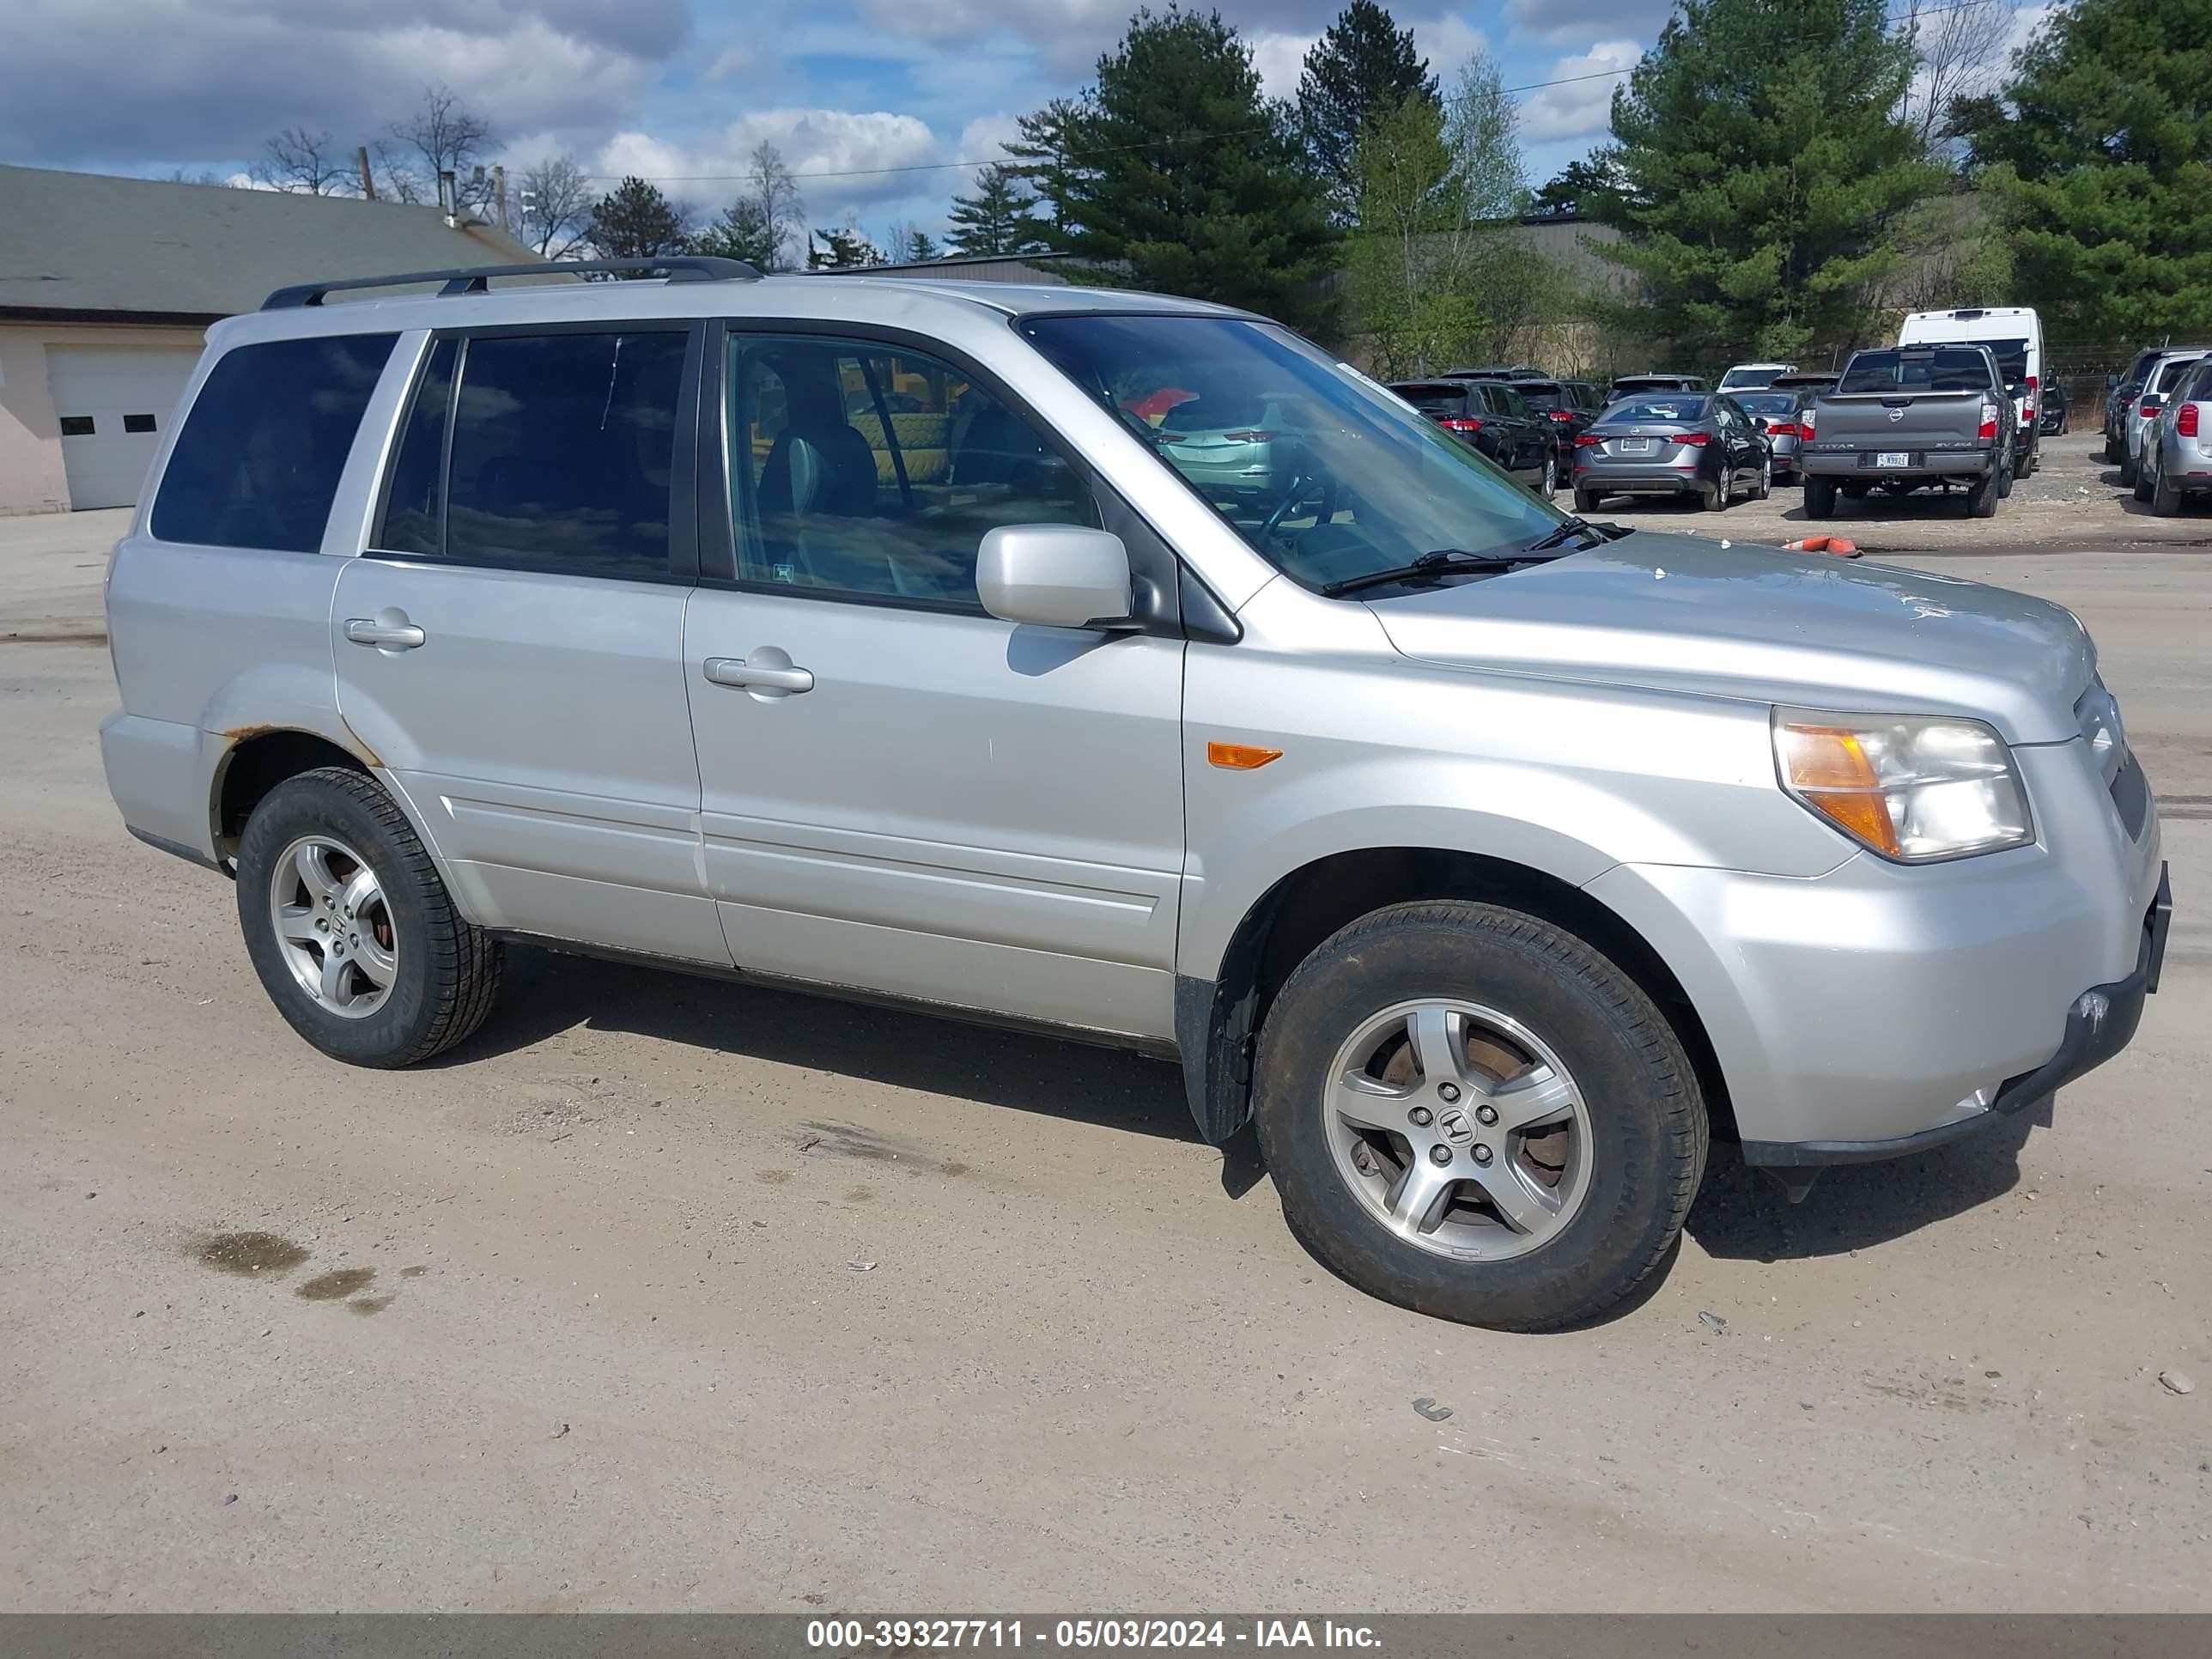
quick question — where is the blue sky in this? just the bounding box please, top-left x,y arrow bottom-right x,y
0,0 -> 1680,240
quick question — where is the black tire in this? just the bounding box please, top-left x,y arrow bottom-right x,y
1803,474 -> 1838,519
2150,453 -> 2181,515
235,766 -> 503,1067
2132,457 -> 2155,503
1698,479 -> 1724,511
1250,902 -> 1707,1333
2103,431 -> 2121,464
1572,487 -> 1600,514
1967,463 -> 2002,518
2119,449 -> 2139,488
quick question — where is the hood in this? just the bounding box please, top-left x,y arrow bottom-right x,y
1370,532 -> 2094,744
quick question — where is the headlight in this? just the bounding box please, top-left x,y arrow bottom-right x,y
1772,708 -> 2033,861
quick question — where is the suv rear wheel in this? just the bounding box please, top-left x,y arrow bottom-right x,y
1802,475 -> 1838,519
1250,902 -> 1707,1332
235,767 -> 502,1067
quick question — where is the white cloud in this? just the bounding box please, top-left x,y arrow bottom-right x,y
956,113 -> 1024,165
0,0 -> 677,168
1410,15 -> 1489,78
595,108 -> 945,221
1519,39 -> 1639,141
1248,32 -> 1314,101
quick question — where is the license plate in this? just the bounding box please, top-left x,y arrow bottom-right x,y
1876,450 -> 1911,468
1616,438 -> 1650,453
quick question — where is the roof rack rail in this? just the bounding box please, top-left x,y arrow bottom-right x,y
261,257 -> 763,311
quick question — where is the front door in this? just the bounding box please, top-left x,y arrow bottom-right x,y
684,329 -> 1186,1041
333,325 -> 726,964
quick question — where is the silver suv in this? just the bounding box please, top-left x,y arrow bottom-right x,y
100,258 -> 2172,1331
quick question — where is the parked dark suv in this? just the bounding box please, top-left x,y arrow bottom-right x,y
1388,379 -> 1558,494
1484,378 -> 1601,471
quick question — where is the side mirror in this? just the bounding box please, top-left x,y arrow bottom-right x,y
976,525 -> 1134,630
2106,374 -> 2119,387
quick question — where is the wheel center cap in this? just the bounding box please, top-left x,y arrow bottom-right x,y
1437,1109 -> 1474,1145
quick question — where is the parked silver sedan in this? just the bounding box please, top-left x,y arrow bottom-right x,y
2137,355 -> 2212,515
2120,351 -> 2204,488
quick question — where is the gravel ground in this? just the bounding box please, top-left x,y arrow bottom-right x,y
1576,427 -> 2212,556
1,505 -> 2206,1613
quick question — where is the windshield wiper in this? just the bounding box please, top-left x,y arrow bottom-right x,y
1322,548 -> 1561,598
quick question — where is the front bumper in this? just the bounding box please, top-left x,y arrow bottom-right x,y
1744,864 -> 2170,1166
1585,738 -> 2166,1158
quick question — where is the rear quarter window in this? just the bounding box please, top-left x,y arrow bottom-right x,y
150,334 -> 396,552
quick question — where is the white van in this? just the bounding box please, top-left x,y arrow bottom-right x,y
1899,307 -> 2045,476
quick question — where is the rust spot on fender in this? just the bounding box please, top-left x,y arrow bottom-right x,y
217,723 -> 383,769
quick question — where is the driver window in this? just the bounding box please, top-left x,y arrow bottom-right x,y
728,335 -> 1096,609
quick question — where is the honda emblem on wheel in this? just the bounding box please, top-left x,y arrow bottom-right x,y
1437,1108 -> 1474,1145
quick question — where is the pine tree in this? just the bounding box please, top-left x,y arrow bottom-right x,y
1030,6 -> 1340,326
1004,99 -> 1087,241
587,177 -> 690,261
1297,0 -> 1437,222
945,162 -> 1048,256
1598,0 -> 1943,360
692,198 -> 777,266
807,226 -> 883,268
1960,0 -> 2212,341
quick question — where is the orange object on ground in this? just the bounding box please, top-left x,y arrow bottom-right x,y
1782,535 -> 1860,557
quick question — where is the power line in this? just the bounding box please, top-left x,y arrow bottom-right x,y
576,0 -> 2001,186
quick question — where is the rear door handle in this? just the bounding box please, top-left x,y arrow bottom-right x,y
343,617 -> 426,649
703,653 -> 813,696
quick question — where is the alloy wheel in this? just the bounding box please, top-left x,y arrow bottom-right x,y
267,835 -> 398,1018
1323,999 -> 1594,1261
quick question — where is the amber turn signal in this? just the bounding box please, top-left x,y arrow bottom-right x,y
1774,723 -> 1902,855
1206,741 -> 1283,771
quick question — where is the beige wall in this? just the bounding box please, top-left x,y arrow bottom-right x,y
0,320 -> 209,515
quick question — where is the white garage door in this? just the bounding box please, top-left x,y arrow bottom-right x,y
46,345 -> 204,510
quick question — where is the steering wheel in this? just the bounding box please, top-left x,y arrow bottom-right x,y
1260,470 -> 1339,538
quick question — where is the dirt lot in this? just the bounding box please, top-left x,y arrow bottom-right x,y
1581,425 -> 2212,555
1,504 -> 2207,1613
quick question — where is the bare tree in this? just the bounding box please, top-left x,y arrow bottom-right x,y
364,138 -> 428,204
389,84 -> 496,213
516,155 -> 593,258
1897,0 -> 2020,155
744,142 -> 804,271
252,126 -> 351,195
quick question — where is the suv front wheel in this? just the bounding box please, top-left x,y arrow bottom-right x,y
235,766 -> 503,1067
1251,901 -> 1708,1332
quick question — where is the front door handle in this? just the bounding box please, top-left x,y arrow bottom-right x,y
344,616 -> 426,649
703,652 -> 813,696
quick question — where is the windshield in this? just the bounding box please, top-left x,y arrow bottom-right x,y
1603,395 -> 1710,423
1838,349 -> 1994,393
1720,368 -> 1780,389
1733,392 -> 1799,416
1021,314 -> 1560,593
1506,381 -> 1568,410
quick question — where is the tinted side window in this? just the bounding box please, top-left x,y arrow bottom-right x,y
445,331 -> 686,579
729,335 -> 1096,610
152,333 -> 396,552
374,337 -> 457,556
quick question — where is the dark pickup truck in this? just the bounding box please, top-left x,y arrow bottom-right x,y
1799,344 -> 2017,519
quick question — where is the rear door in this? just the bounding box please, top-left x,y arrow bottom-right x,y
332,324 -> 726,964
682,325 -> 1186,1041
